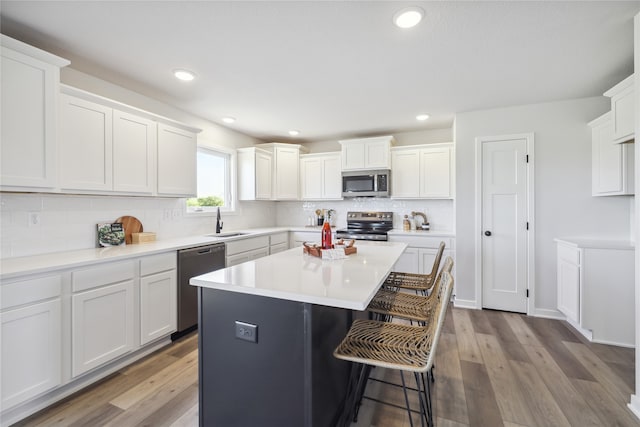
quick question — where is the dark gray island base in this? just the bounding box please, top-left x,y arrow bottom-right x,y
198,287 -> 352,427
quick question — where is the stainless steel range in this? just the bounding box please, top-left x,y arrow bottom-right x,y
335,211 -> 393,241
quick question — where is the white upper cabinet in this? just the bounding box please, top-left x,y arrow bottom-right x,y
272,144 -> 300,199
300,152 -> 342,200
113,110 -> 156,194
420,146 -> 452,198
249,143 -> 305,200
391,143 -> 454,199
157,124 -> 197,196
58,85 -> 199,197
604,74 -> 635,144
238,147 -> 273,200
60,94 -> 114,191
390,148 -> 420,198
589,112 -> 634,196
339,136 -> 394,171
0,35 -> 69,190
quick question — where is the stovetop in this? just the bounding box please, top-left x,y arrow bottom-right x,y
336,211 -> 393,241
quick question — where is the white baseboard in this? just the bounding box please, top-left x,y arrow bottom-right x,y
531,307 -> 565,320
629,395 -> 640,421
453,298 -> 478,309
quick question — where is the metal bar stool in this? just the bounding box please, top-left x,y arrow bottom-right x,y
334,271 -> 454,427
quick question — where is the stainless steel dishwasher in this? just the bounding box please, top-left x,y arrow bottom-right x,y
173,243 -> 226,339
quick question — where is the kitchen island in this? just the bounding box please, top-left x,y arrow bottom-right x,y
190,241 -> 406,427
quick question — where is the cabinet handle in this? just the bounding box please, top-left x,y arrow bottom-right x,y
484,231 -> 492,236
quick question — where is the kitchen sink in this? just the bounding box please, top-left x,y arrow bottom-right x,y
204,232 -> 248,238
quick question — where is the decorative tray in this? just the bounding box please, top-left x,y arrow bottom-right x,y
303,240 -> 357,257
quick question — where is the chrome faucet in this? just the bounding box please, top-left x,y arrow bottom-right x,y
216,207 -> 223,234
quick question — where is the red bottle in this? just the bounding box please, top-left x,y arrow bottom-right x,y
321,220 -> 332,250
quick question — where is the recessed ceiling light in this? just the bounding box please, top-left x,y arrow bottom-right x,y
416,114 -> 430,121
222,117 -> 236,124
393,7 -> 424,29
173,69 -> 196,81
288,130 -> 300,136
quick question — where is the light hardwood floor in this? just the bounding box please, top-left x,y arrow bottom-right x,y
13,307 -> 637,427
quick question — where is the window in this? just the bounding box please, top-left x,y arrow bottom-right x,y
186,147 -> 235,213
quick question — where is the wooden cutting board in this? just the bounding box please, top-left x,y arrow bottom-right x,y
115,216 -> 143,244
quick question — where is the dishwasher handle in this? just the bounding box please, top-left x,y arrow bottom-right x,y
179,243 -> 225,259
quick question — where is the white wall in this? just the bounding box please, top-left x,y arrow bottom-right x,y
0,68 -> 277,259
455,96 -> 632,314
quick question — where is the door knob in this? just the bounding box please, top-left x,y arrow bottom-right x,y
484,231 -> 492,236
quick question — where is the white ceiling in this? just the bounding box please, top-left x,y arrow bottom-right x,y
1,1 -> 638,142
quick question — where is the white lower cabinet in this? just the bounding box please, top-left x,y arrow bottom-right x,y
393,247 -> 420,273
556,243 -> 581,323
140,253 -> 177,345
269,232 -> 289,255
226,236 -> 270,266
1,273 -> 62,410
72,280 -> 135,377
555,239 -> 634,347
289,231 -> 322,248
388,235 -> 455,279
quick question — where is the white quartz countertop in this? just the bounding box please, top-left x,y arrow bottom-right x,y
0,227 -> 291,279
388,229 -> 455,237
554,237 -> 635,250
190,241 -> 407,311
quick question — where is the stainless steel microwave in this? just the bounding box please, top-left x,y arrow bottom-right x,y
342,170 -> 390,198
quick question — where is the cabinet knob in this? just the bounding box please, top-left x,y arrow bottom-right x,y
484,230 -> 492,236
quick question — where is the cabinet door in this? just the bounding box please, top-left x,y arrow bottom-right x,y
365,140 -> 390,169
418,248 -> 438,275
1,299 -> 61,409
557,246 -> 580,324
342,142 -> 365,170
113,110 -> 156,194
60,94 -> 113,191
591,115 -> 633,196
274,146 -> 299,199
157,124 -> 197,196
393,247 -> 420,274
420,147 -> 451,198
255,150 -> 273,199
1,48 -> 59,188
611,85 -> 635,143
270,242 -> 289,255
140,270 -> 177,345
72,280 -> 134,377
391,149 -> 420,198
301,157 -> 323,199
322,154 -> 342,199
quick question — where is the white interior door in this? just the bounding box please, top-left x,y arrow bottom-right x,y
481,136 -> 530,313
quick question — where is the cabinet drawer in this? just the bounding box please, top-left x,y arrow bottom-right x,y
270,232 -> 288,246
388,235 -> 452,249
226,236 -> 269,256
557,244 -> 580,265
1,275 -> 62,310
72,260 -> 135,293
140,252 -> 177,276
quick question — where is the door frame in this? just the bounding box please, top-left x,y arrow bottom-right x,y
474,133 -> 535,314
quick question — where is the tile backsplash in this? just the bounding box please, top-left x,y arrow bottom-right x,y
0,193 -> 454,259
276,199 -> 454,231
0,193 -> 276,258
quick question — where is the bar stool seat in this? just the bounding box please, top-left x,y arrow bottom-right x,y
369,257 -> 454,323
334,271 -> 454,427
385,241 -> 446,295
